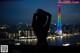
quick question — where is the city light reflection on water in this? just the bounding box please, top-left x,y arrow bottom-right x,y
47,34 -> 80,46
13,34 -> 80,46
15,38 -> 38,45
47,34 -> 75,46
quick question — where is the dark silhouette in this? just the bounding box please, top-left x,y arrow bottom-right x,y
32,9 -> 51,46
20,31 -> 25,36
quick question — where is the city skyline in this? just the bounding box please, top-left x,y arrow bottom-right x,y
0,0 -> 80,24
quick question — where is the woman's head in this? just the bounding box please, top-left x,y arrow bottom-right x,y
35,9 -> 47,26
36,9 -> 44,13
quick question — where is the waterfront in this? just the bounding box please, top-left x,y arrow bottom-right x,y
47,34 -> 80,46
0,24 -> 80,46
0,34 -> 80,46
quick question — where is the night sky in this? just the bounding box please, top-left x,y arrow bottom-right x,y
0,0 -> 80,24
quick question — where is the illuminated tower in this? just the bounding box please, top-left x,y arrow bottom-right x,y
56,4 -> 62,35
56,0 -> 80,35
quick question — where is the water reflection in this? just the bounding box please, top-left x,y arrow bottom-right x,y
15,38 -> 38,45
47,34 -> 80,46
63,43 -> 70,46
9,34 -> 80,46
47,35 -> 63,46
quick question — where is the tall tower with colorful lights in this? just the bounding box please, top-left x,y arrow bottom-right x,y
55,0 -> 80,35
56,0 -> 62,35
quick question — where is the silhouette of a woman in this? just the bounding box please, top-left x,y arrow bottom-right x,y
32,9 -> 51,46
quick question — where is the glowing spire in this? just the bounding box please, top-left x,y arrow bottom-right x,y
56,4 -> 62,35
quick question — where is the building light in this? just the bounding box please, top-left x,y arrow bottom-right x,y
13,33 -> 15,37
15,43 -> 20,45
52,37 -> 55,40
19,36 -> 27,39
0,27 -> 6,29
63,43 -> 70,46
47,36 -> 52,39
63,33 -> 67,36
77,43 -> 80,45
32,31 -> 34,36
28,31 -> 30,37
48,29 -> 50,32
26,31 -> 28,36
19,30 -> 21,36
34,39 -> 37,41
9,34 -> 11,38
54,23 -> 56,25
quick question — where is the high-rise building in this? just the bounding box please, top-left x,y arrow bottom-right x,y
18,30 -> 21,36
28,31 -> 30,37
25,31 -> 28,36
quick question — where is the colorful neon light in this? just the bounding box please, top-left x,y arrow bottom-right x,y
56,4 -> 62,35
55,0 -> 80,35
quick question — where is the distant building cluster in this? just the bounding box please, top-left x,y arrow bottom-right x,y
0,23 -> 80,39
0,23 -> 35,39
49,24 -> 80,35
